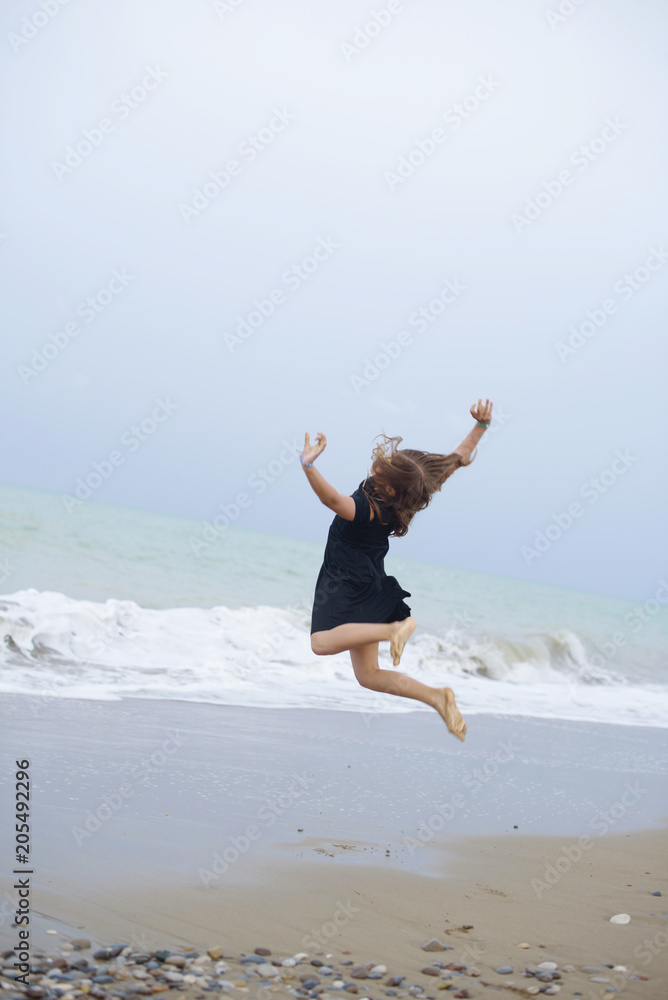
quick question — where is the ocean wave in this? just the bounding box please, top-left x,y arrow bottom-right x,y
0,589 -> 666,727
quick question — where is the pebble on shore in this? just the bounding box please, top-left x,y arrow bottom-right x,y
0,934 -> 655,1000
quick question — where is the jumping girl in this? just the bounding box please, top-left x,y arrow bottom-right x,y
301,398 -> 493,742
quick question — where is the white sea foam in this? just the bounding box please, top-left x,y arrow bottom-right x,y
1,589 -> 666,728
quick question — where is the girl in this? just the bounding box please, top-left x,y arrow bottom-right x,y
301,398 -> 493,742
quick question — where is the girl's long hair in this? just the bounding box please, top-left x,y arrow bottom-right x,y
363,434 -> 473,537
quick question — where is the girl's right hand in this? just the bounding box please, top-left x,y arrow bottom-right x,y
470,398 -> 493,425
302,431 -> 327,465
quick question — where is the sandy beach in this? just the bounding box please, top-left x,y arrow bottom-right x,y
1,695 -> 667,999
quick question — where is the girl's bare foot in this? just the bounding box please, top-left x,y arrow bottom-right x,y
390,617 -> 416,665
436,687 -> 467,741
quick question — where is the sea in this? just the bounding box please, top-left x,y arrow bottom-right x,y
1,482 -> 667,728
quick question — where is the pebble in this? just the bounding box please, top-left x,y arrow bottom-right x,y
609,913 -> 630,924
165,956 -> 187,968
421,940 -> 451,952
46,930 -> 58,936
651,891 -> 661,896
13,934 -> 616,1000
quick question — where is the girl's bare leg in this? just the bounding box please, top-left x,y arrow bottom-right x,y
311,617 -> 415,660
349,642 -> 467,741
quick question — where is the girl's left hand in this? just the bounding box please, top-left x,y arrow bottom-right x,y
302,431 -> 327,465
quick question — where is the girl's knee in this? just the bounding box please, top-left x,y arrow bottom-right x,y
355,671 -> 377,690
311,633 -> 329,656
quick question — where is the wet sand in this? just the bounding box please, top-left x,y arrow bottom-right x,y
0,696 -> 667,997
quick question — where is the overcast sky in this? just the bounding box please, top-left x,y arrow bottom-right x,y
2,0 -> 667,602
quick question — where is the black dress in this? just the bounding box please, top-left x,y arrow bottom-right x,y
310,478 -> 412,634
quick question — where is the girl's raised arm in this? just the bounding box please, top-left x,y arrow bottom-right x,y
453,398 -> 493,464
300,432 -> 356,521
